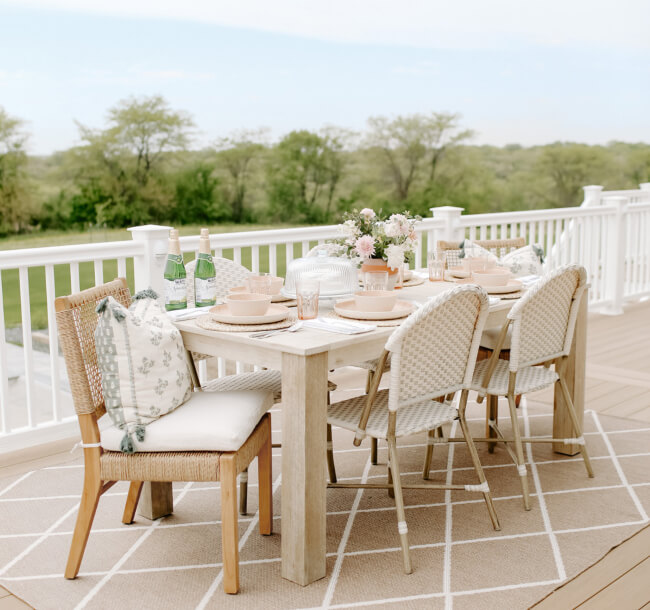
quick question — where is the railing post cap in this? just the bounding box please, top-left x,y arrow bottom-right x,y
128,225 -> 173,240
639,183 -> 650,191
582,185 -> 603,193
430,206 -> 464,215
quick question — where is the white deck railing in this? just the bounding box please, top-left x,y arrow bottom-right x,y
1,183 -> 649,452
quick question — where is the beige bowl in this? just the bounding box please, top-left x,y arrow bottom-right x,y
354,290 -> 398,312
472,268 -> 512,287
225,293 -> 272,316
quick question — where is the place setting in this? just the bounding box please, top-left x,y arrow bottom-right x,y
196,273 -> 297,332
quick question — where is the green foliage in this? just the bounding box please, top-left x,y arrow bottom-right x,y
2,98 -> 649,237
0,106 -> 33,235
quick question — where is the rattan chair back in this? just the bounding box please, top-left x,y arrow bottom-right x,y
437,237 -> 525,267
186,257 -> 251,304
385,284 -> 489,410
507,264 -> 587,370
55,278 -> 131,419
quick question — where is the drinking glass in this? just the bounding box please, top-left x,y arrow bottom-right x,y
247,273 -> 272,295
428,251 -> 444,282
364,270 -> 388,292
296,279 -> 320,320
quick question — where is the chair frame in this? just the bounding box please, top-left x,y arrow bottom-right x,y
446,266 -> 594,510
56,278 -> 273,594
327,288 -> 501,573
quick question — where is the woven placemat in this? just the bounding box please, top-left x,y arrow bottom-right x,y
325,311 -> 405,327
196,311 -> 297,332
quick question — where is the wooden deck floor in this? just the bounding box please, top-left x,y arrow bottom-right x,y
1,299 -> 649,609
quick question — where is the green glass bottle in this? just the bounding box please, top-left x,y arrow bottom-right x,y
194,228 -> 217,307
164,228 -> 187,311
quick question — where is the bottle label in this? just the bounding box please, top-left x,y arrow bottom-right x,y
195,277 -> 217,305
165,278 -> 187,305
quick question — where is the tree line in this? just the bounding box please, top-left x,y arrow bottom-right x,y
1,95 -> 649,236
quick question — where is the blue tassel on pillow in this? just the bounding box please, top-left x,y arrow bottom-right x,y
133,288 -> 159,301
459,239 -> 466,259
96,297 -> 109,314
120,432 -> 136,454
135,425 -> 146,442
532,244 -> 545,263
112,307 -> 126,322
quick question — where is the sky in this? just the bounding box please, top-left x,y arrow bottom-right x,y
1,0 -> 649,155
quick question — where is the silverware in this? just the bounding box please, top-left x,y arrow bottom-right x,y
249,321 -> 303,339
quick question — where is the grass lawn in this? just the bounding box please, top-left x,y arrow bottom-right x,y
0,224 -> 310,329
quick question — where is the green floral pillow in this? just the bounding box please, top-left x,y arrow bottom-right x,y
95,290 -> 192,453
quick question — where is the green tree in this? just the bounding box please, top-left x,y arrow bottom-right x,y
267,130 -> 347,222
365,112 -> 474,201
537,143 -> 609,207
214,128 -> 267,223
73,95 -> 195,226
0,107 -> 33,234
171,163 -> 223,224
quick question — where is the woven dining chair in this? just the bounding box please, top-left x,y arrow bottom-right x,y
327,285 -> 500,574
437,237 -> 526,269
55,278 -> 273,594
467,264 -> 594,510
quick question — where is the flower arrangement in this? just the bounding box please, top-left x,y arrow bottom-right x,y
335,208 -> 421,269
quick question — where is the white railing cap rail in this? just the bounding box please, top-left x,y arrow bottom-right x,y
0,239 -> 141,270
458,204 -> 619,227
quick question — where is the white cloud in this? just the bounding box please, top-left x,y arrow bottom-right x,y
5,0 -> 650,51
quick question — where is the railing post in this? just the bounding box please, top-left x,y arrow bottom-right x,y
128,224 -> 172,302
640,183 -> 650,197
581,185 -> 603,207
430,206 -> 464,244
602,196 -> 628,315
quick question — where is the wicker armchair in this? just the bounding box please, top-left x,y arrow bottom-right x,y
55,278 -> 273,594
186,256 -> 251,305
437,237 -> 526,269
468,265 -> 594,510
327,285 -> 500,574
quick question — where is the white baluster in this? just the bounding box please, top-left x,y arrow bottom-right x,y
0,271 -> 9,434
19,267 -> 35,428
45,265 -> 61,421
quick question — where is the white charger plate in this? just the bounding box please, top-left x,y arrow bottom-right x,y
209,303 -> 290,325
455,278 -> 523,294
334,299 -> 416,321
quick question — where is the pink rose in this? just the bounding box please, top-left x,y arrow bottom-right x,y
354,235 -> 376,259
360,208 -> 376,219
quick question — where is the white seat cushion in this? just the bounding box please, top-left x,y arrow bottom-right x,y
328,389 -> 457,440
479,327 -> 512,351
470,359 -> 558,397
100,389 -> 274,453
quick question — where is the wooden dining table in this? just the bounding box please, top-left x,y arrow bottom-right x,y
162,278 -> 588,587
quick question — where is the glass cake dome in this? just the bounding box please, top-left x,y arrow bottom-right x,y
282,251 -> 358,299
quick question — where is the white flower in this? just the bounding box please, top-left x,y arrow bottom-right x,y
385,244 -> 406,270
360,208 -> 376,219
338,219 -> 360,240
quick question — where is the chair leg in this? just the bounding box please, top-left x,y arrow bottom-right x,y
558,376 -> 594,478
122,481 -> 144,525
371,438 -> 378,465
238,469 -> 249,516
422,428 -> 438,480
507,393 -> 531,511
457,392 -> 500,531
65,477 -> 103,579
387,439 -> 412,574
326,424 -> 337,484
515,395 -> 522,408
220,455 -> 240,594
487,394 -> 498,453
257,417 -> 273,536
387,455 -> 395,499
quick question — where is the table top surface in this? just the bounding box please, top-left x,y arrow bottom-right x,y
176,277 -> 514,357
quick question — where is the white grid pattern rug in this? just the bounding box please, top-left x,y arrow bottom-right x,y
1,398 -> 649,609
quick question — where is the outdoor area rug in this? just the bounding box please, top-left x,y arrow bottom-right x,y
1,383 -> 649,609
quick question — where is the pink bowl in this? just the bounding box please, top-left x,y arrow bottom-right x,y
354,290 -> 398,312
225,293 -> 272,316
472,268 -> 512,287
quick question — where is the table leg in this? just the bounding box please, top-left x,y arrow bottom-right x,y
280,351 -> 328,586
137,482 -> 173,520
553,288 -> 588,455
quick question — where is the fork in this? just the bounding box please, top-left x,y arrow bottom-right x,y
249,321 -> 303,339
